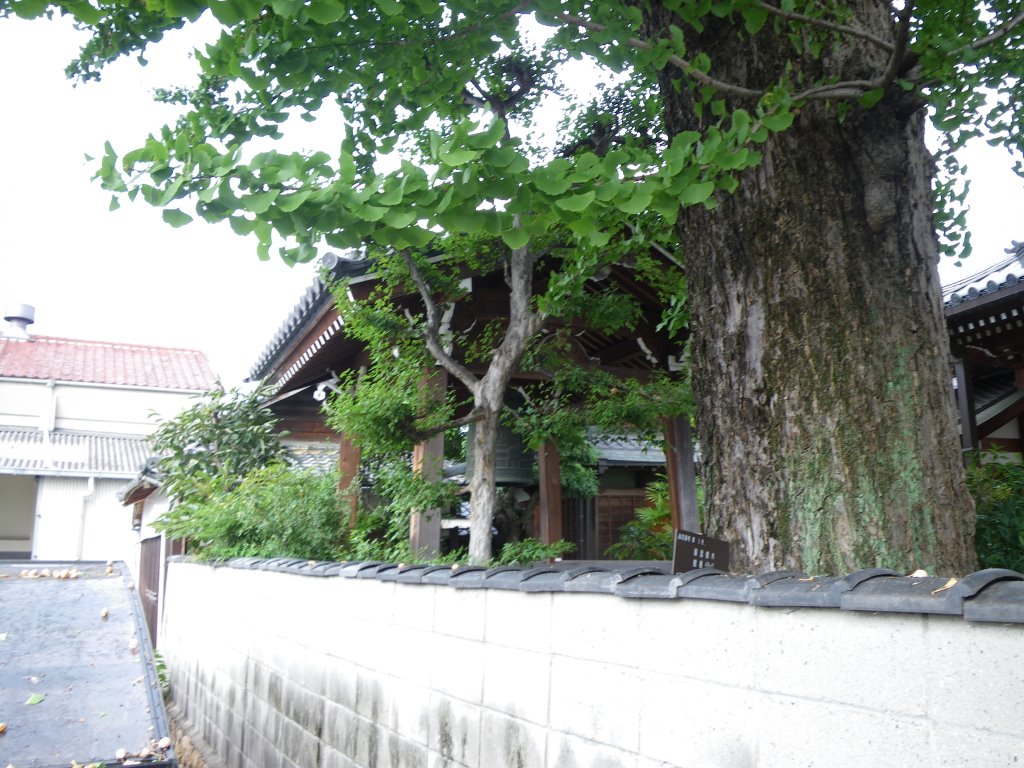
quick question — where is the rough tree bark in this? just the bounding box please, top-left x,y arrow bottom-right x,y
647,1 -> 977,574
407,234 -> 544,565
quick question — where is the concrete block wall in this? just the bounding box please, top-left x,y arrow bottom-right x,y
162,560 -> 1024,768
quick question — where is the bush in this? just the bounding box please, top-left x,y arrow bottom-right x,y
493,537 -> 575,566
967,453 -> 1024,572
150,383 -> 287,507
158,465 -> 347,561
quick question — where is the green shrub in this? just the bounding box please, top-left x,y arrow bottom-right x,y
967,452 -> 1024,572
150,383 -> 287,508
493,537 -> 575,566
158,465 -> 347,561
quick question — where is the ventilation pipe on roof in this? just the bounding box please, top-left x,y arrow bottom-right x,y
3,303 -> 35,340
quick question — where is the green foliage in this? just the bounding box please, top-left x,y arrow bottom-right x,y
493,537 -> 575,566
554,435 -> 600,500
9,0 -> 1023,565
604,478 -> 674,560
157,465 -> 347,561
153,650 -> 170,698
966,453 -> 1024,572
360,454 -> 460,531
33,1 -> 1004,266
511,360 -> 691,456
343,507 -> 413,564
149,383 -> 287,507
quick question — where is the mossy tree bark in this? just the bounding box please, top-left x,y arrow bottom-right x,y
648,1 -> 977,575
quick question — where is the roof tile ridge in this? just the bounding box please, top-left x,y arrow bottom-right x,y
28,334 -> 211,356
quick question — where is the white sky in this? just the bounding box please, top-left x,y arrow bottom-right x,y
1,13 -> 1023,386
0,15 -> 319,386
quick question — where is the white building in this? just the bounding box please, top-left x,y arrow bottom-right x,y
0,305 -> 216,587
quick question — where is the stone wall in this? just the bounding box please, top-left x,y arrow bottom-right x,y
162,559 -> 1024,768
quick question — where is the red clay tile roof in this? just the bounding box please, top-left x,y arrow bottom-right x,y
0,335 -> 217,390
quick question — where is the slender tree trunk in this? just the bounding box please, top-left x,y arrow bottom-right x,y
418,236 -> 544,565
648,1 -> 976,575
467,401 -> 502,564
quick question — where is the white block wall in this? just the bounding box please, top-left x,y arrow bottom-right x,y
162,561 -> 1024,768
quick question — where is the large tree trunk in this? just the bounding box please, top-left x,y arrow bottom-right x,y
648,2 -> 976,574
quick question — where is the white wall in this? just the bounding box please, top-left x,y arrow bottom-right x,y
162,561 -> 1024,768
988,420 -> 1021,440
139,493 -> 173,540
32,476 -> 145,577
0,378 -> 200,436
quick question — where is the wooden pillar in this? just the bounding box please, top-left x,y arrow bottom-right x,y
664,414 -> 699,532
537,440 -> 562,544
409,368 -> 447,559
954,351 -> 978,456
338,433 -> 361,528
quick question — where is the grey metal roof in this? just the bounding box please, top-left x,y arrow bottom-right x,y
971,369 -> 1018,414
943,240 -> 1024,310
590,431 -> 666,467
191,556 -> 1024,625
0,428 -> 151,478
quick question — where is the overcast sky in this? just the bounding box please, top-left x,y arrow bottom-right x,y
0,15 -> 318,385
2,13 -> 1023,386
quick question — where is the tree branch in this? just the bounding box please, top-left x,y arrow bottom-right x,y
792,79 -> 879,101
876,0 -> 914,91
967,8 -> 1024,51
400,251 -> 481,394
412,408 -> 485,442
483,217 -> 546,388
756,1 -> 894,53
554,11 -> 763,100
555,10 -> 891,105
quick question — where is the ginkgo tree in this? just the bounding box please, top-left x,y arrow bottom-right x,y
4,0 -> 1022,573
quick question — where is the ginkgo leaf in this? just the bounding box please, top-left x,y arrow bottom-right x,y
25,692 -> 45,705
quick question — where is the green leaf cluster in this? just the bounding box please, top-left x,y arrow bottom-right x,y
157,464 -> 348,561
492,537 -> 575,566
149,382 -> 288,508
967,451 -> 1024,572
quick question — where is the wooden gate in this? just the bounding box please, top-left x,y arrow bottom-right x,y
561,489 -> 649,559
138,536 -> 161,646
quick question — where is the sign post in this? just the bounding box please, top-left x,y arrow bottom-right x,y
671,529 -> 730,574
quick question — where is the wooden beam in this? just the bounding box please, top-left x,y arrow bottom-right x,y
980,437 -> 1023,453
409,368 -> 448,558
954,352 -> 978,455
537,441 -> 563,545
664,415 -> 699,532
338,432 -> 361,529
